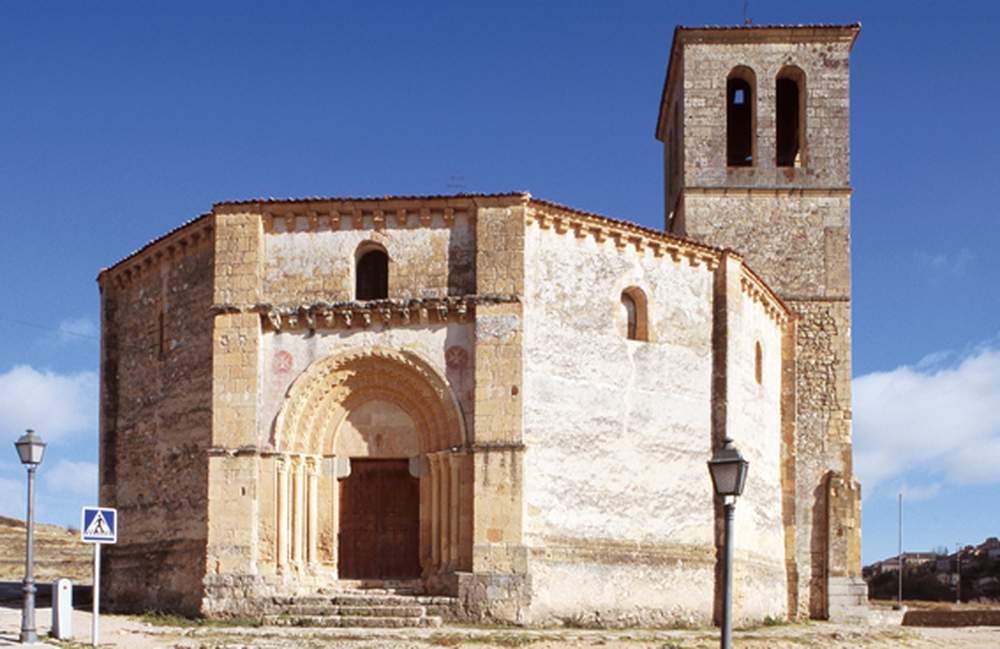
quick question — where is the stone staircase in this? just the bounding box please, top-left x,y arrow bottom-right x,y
259,581 -> 458,628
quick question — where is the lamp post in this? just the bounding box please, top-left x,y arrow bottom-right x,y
14,429 -> 46,645
707,437 -> 749,649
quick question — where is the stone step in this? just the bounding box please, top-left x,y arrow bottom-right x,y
276,603 -> 427,617
262,614 -> 442,628
336,604 -> 427,617
259,588 -> 457,628
324,579 -> 426,595
331,594 -> 429,606
267,593 -> 441,609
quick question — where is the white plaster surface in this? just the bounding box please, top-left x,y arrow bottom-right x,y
724,286 -> 788,620
526,559 -> 716,627
519,226 -> 722,620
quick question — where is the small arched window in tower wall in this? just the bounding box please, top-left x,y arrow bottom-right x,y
727,67 -> 755,167
356,248 -> 389,300
619,288 -> 648,342
755,341 -> 763,385
776,67 -> 806,167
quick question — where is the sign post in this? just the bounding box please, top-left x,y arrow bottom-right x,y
81,507 -> 117,647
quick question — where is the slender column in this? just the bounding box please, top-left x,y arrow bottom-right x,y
332,457 -> 341,571
292,457 -> 304,567
439,452 -> 451,569
276,457 -> 289,569
306,457 -> 319,567
429,454 -> 441,570
448,453 -> 461,571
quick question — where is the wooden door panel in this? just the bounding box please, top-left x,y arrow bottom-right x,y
338,463 -> 378,578
339,459 -> 419,579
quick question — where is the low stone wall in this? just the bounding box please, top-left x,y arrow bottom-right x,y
866,606 -> 905,626
456,572 -> 533,625
903,609 -> 1000,627
827,576 -> 868,623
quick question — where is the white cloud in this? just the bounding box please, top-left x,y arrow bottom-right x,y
0,365 -> 98,444
853,344 -> 1000,494
0,469 -> 26,520
43,459 -> 98,498
916,248 -> 974,277
898,481 -> 941,502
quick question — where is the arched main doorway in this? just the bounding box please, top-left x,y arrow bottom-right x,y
336,398 -> 422,579
265,347 -> 470,584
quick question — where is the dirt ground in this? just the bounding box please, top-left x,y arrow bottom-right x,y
2,606 -> 999,649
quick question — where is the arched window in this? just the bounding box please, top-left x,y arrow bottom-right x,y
355,248 -> 388,300
621,293 -> 638,340
619,288 -> 648,342
727,67 -> 756,167
755,341 -> 763,385
776,66 -> 806,167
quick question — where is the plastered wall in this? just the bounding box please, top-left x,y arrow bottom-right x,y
517,209 -> 788,626
719,257 -> 789,623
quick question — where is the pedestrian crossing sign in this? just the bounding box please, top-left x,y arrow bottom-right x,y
81,507 -> 117,543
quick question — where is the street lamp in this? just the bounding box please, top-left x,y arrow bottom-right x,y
707,437 -> 749,649
14,429 -> 46,644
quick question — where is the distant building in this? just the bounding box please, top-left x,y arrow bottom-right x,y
98,24 -> 863,625
978,537 -> 1000,561
866,553 -> 935,576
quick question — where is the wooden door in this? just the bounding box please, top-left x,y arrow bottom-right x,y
339,459 -> 420,579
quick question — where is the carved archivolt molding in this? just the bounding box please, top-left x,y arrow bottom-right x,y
272,346 -> 466,456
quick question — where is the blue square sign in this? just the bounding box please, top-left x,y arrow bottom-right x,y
81,507 -> 117,544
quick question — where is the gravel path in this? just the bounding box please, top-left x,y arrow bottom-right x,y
2,606 -> 1000,649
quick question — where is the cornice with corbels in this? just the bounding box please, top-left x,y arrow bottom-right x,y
100,219 -> 215,291
739,267 -> 790,326
261,205 -> 472,234
524,204 -> 720,271
213,295 -> 519,333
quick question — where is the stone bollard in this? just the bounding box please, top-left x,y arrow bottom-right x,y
51,578 -> 73,639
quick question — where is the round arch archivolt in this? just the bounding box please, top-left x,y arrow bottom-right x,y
272,345 -> 467,455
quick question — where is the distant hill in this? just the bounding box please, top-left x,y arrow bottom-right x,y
864,538 -> 1000,602
0,516 -> 92,584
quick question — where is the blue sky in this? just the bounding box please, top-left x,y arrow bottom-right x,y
1,1 -> 998,566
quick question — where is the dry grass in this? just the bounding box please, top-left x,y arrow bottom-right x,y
0,515 -> 92,583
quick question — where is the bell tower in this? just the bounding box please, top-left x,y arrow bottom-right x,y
656,24 -> 866,622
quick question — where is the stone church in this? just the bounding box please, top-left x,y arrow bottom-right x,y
97,24 -> 865,626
